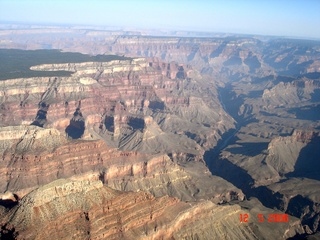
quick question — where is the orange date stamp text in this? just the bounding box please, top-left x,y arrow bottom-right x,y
240,213 -> 289,223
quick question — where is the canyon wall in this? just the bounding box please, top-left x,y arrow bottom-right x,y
0,179 -> 303,240
0,27 -> 319,238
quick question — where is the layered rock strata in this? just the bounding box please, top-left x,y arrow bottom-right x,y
0,57 -> 239,202
0,179 -> 302,240
0,126 -> 244,203
0,28 -> 319,238
0,58 -> 233,153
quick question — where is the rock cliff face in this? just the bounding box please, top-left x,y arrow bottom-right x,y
266,130 -> 320,176
262,79 -> 320,106
0,57 -> 237,201
0,179 -> 301,240
0,58 -> 232,153
0,27 -> 319,238
0,135 -> 244,203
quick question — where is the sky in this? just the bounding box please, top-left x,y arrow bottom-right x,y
0,0 -> 320,39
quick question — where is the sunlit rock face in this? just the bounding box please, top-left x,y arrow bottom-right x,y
0,179 -> 302,240
0,58 -> 233,152
0,56 -> 239,203
0,28 -> 320,239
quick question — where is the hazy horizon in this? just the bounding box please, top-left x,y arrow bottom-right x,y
1,0 -> 320,39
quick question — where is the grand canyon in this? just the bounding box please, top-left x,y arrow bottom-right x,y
0,26 -> 319,239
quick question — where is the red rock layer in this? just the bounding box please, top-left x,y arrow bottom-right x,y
0,132 -> 244,203
0,179 -> 301,240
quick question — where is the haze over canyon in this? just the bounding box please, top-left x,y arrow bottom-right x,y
0,25 -> 319,239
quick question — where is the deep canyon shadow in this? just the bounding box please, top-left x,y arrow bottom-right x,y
31,102 -> 49,127
286,135 -> 320,181
65,108 -> 85,139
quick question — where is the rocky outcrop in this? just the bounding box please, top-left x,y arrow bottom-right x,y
0,57 -> 233,153
266,130 -> 320,176
0,27 -> 320,238
0,179 -> 301,240
0,51 -> 242,217
268,178 -> 320,234
262,79 -> 320,106
0,125 -> 65,155
0,132 -> 244,202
